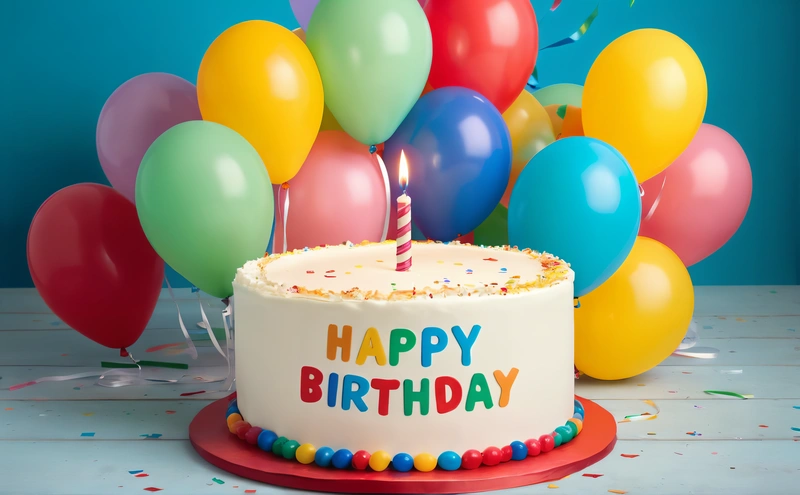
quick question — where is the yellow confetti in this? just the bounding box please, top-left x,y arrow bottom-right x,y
345,272 -> 351,275
454,262 -> 463,266
609,491 -> 628,494
618,399 -> 660,423
355,265 -> 363,268
83,412 -> 94,417
437,260 -> 444,264
735,317 -> 746,322
548,484 -> 559,489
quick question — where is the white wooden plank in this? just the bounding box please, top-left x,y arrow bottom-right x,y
0,287 -> 217,314
693,285 -> 800,316
1,439 -> 796,495
661,337 -> 800,366
693,315 -> 800,338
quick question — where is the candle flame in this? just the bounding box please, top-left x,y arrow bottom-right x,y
399,150 -> 409,192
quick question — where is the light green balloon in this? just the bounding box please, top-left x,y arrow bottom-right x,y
532,83 -> 584,108
136,121 -> 274,299
306,0 -> 432,145
474,204 -> 509,248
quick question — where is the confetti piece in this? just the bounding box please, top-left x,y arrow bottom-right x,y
636,384 -> 645,387
792,427 -> 800,432
668,390 -> 677,394
551,0 -> 562,11
673,347 -> 719,359
694,405 -> 703,409
165,410 -> 176,415
647,432 -> 656,435
500,267 -> 507,272
735,317 -> 746,322
686,431 -> 702,436
306,270 -> 314,274
212,478 -> 225,484
82,412 -> 95,417
345,271 -> 351,275
145,342 -> 184,353
376,260 -> 384,263
620,454 -> 639,458
704,390 -> 753,399
619,399 -> 659,423
140,434 -> 163,439
682,371 -> 692,374
583,473 -> 604,478
674,452 -> 683,456
245,491 -> 257,494
143,488 -> 163,492
454,262 -> 463,266
180,390 -> 205,396
542,4 -> 599,50
630,0 -> 635,6
718,369 -> 743,374
759,424 -> 769,428
325,270 -> 334,273
129,470 -> 144,474
556,104 -> 568,119
793,406 -> 800,409
355,265 -> 363,268
4,407 -> 12,411
788,328 -> 796,332
609,491 -> 628,495
81,432 -> 95,437
324,275 -> 336,278
61,353 -> 69,356
547,484 -> 559,489
769,290 -> 777,293
135,474 -> 149,478
712,452 -> 718,455
483,258 -> 498,261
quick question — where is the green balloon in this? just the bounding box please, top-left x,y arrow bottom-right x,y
474,204 -> 509,247
306,0 -> 432,145
136,121 -> 274,299
532,83 -> 584,108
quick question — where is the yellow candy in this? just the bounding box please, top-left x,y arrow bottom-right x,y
226,413 -> 243,433
295,443 -> 316,464
368,450 -> 392,472
413,453 -> 437,472
568,418 -> 583,434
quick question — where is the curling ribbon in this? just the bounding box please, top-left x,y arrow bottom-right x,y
164,275 -> 199,359
527,5 -> 599,86
280,183 -> 290,253
643,175 -> 668,222
376,153 -> 391,242
551,0 -> 562,11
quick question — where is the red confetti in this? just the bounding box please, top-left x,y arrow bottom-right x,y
143,488 -> 163,492
245,491 -> 257,494
759,424 -> 769,428
620,454 -> 639,458
180,390 -> 205,397
134,474 -> 149,478
326,270 -> 335,273
145,342 -> 183,353
483,257 -> 498,261
324,275 -> 336,278
165,410 -> 176,415
551,0 -> 562,11
306,270 -> 314,274
582,473 -> 604,478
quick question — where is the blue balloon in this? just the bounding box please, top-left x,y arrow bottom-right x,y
384,87 -> 511,241
508,137 -> 641,296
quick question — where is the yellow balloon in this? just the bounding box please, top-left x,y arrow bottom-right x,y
500,90 -> 555,207
575,236 -> 694,380
582,29 -> 707,182
198,21 -> 323,184
293,27 -> 343,133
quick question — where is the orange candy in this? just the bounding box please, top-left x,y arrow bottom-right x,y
568,418 -> 583,434
226,413 -> 243,433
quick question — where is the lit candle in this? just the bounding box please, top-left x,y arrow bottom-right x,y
396,150 -> 412,272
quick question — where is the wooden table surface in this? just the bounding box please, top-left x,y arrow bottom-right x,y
1,286 -> 798,495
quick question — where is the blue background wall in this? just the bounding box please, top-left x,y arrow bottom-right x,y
2,0 -> 798,287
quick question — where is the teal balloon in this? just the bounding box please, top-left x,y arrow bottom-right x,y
508,137 -> 641,296
532,83 -> 584,107
474,204 -> 508,247
136,121 -> 274,299
306,0 -> 432,145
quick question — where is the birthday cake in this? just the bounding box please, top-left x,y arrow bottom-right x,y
228,240 -> 581,472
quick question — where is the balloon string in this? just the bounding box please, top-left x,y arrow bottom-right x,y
220,299 -> 235,392
197,293 -> 227,360
164,275 -> 198,359
643,175 -> 668,222
281,183 -> 290,253
375,153 -> 391,242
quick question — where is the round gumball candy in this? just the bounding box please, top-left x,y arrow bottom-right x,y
568,418 -> 583,434
244,426 -> 262,445
438,451 -> 461,471
461,449 -> 482,470
369,450 -> 391,472
226,404 -> 239,417
235,422 -> 252,440
271,436 -> 289,456
332,449 -> 353,469
230,421 -> 247,436
500,445 -> 513,462
573,411 -> 584,421
392,453 -> 414,472
564,421 -> 579,440
553,431 -> 563,447
525,438 -> 542,456
295,443 -> 316,464
414,453 -> 437,472
555,425 -> 574,443
482,447 -> 502,466
226,413 -> 243,433
351,450 -> 370,470
539,434 -> 555,453
281,440 -> 300,459
574,399 -> 584,412
510,441 -> 528,460
315,446 -> 335,467
257,430 -> 278,452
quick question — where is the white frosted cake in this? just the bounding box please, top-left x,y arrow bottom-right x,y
227,241 -> 582,472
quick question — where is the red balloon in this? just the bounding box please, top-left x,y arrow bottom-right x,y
424,0 -> 538,113
272,131 -> 388,252
640,124 -> 752,267
27,184 -> 164,351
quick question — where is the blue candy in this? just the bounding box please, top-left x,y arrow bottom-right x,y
314,447 -> 335,467
573,411 -> 584,421
229,399 -> 238,409
437,451 -> 461,471
256,430 -> 278,452
510,441 -> 528,460
392,453 -> 414,472
331,449 -> 353,469
226,405 -> 239,417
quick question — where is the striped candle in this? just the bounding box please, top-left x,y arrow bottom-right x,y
396,150 -> 412,271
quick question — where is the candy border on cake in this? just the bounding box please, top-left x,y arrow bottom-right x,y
238,240 -> 572,302
224,398 -> 585,473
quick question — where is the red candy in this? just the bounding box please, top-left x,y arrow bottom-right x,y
500,445 -> 513,462
244,426 -> 263,445
351,450 -> 371,470
539,434 -> 555,453
235,422 -> 252,440
525,438 -> 542,456
462,449 -> 482,470
482,446 -> 502,466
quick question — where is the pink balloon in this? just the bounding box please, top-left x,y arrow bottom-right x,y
640,124 -> 752,267
272,131 -> 388,252
96,73 -> 201,203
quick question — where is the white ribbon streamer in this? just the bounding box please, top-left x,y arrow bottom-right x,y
643,175 -> 668,222
376,153 -> 391,242
164,275 -> 198,359
281,186 -> 290,253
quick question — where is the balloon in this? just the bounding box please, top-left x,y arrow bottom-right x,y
474,204 -> 509,247
583,29 -> 707,182
197,21 -> 323,184
532,83 -> 583,107
500,90 -> 555,207
306,0 -> 432,145
289,0 -> 318,31
291,27 -> 343,134
574,237 -> 694,380
27,184 -> 164,351
424,0 -> 538,114
96,73 -> 201,203
640,124 -> 752,267
544,104 -> 584,140
136,121 -> 274,299
508,137 -> 641,296
272,131 -> 388,252
384,87 -> 512,241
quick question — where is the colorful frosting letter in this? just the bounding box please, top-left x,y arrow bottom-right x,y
341,374 -> 369,412
493,368 -> 519,408
451,325 -> 481,366
327,324 -> 352,362
355,327 -> 387,366
420,327 -> 448,367
403,378 -> 430,416
435,376 -> 463,414
300,366 -> 323,403
371,378 -> 400,416
465,373 -> 494,411
389,328 -> 416,366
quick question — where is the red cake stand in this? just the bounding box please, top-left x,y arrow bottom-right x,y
190,394 -> 616,494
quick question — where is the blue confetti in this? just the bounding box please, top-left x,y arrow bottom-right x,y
129,470 -> 144,475
140,433 -> 163,439
788,328 -> 796,332
81,432 -> 95,437
703,325 -> 713,329
191,286 -> 200,293
443,278 -> 450,283
500,267 -> 508,273
791,426 -> 800,432
793,405 -> 800,409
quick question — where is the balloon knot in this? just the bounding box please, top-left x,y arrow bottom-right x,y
573,297 -> 581,309
281,182 -> 290,190
369,145 -> 377,154
120,347 -> 129,358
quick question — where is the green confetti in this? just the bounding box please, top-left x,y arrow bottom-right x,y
704,390 -> 754,400
212,478 -> 225,485
556,104 -> 568,119
630,0 -> 635,6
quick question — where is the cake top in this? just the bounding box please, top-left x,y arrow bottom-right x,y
235,241 -> 571,302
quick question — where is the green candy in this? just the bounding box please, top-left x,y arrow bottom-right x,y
564,421 -> 579,439
555,425 -> 574,443
281,440 -> 301,460
271,436 -> 289,456
553,431 -> 563,447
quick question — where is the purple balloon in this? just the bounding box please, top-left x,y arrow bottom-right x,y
96,73 -> 201,203
289,0 -> 318,31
